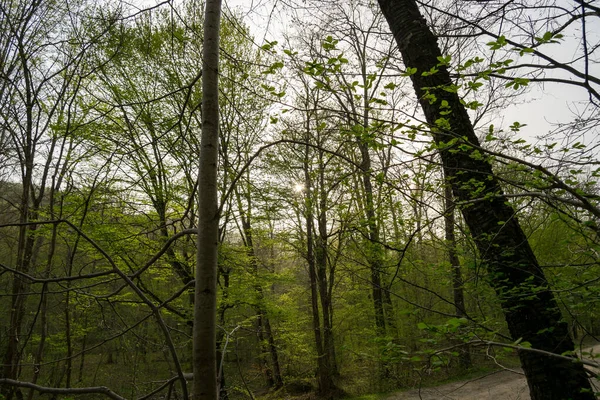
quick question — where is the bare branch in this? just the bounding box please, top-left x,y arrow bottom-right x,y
0,379 -> 126,400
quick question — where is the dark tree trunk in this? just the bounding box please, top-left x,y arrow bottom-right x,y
194,0 -> 222,399
444,178 -> 472,369
316,159 -> 337,378
376,1 -> 593,399
263,316 -> 283,388
239,211 -> 283,389
359,141 -> 387,338
303,140 -> 336,397
217,268 -> 230,400
306,196 -> 332,395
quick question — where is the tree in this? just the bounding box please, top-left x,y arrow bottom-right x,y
194,1 -> 222,400
443,171 -> 471,369
0,0 -> 98,396
305,3 -> 399,342
280,75 -> 343,396
376,0 -> 594,399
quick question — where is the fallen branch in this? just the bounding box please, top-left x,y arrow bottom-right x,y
0,379 -> 126,400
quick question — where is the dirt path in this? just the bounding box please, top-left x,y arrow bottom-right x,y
385,345 -> 600,400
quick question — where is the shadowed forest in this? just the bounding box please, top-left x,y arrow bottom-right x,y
1,0 -> 599,399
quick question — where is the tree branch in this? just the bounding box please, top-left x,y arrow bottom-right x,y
0,379 -> 126,400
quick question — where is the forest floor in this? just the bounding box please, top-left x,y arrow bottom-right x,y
384,344 -> 600,400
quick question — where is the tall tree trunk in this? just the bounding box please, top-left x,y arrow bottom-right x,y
216,271 -> 229,400
27,191 -> 61,400
3,197 -> 39,400
377,1 -> 593,399
444,177 -> 471,369
240,213 -> 283,389
263,316 -> 283,388
316,158 -> 337,378
78,333 -> 87,384
303,144 -> 336,397
359,141 -> 387,338
256,314 -> 275,387
194,0 -> 222,399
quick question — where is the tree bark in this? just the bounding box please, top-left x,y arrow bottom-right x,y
194,0 -> 222,399
240,213 -> 283,389
376,1 -> 593,398
303,136 -> 337,397
444,177 -> 471,369
216,267 -> 230,400
316,153 -> 338,378
359,139 -> 387,338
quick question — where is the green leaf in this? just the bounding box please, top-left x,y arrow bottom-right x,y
485,124 -> 496,142
505,78 -> 530,90
442,84 -> 459,93
487,35 -> 507,50
261,40 -> 278,52
519,47 -> 535,56
535,31 -> 564,44
467,81 -> 484,91
509,121 -> 527,131
421,66 -> 439,76
322,35 -> 339,51
402,67 -> 417,76
437,54 -> 451,66
435,117 -> 451,130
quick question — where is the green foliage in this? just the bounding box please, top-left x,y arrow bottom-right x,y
505,77 -> 530,90
487,35 -> 507,50
1,1 -> 599,399
534,31 -> 564,44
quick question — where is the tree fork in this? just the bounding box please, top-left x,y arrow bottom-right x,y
376,0 -> 593,398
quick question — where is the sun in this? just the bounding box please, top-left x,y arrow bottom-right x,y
293,183 -> 305,193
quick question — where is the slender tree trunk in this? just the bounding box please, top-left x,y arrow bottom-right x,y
27,284 -> 48,400
263,316 -> 283,388
377,1 -> 593,398
359,141 -> 387,338
316,160 -> 337,378
256,314 -> 275,387
303,145 -> 335,397
64,223 -> 74,389
241,214 -> 283,389
216,285 -> 229,400
346,64 -> 388,339
64,289 -> 73,388
161,223 -> 193,285
444,177 -> 471,369
78,333 -> 87,384
194,0 -> 222,399
27,205 -> 60,400
357,139 -> 392,377
3,199 -> 38,400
